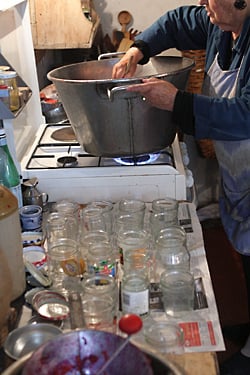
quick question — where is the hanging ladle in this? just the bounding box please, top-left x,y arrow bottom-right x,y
95,314 -> 143,375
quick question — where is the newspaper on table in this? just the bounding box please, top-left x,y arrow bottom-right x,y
131,202 -> 225,354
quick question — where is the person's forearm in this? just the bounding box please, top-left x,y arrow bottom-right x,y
130,40 -> 151,65
173,91 -> 195,135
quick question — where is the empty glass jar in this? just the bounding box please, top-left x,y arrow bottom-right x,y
87,242 -> 117,278
154,227 -> 190,282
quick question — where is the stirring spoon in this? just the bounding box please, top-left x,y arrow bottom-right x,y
95,314 -> 142,375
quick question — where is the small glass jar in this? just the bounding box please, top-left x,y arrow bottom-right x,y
80,205 -> 106,233
87,242 -> 117,278
117,199 -> 146,228
79,229 -> 110,257
0,84 -> 10,108
53,199 -> 80,224
155,230 -> 190,281
0,71 -> 19,111
47,238 -> 83,295
117,229 -> 150,266
46,211 -> 79,243
123,248 -> 150,273
82,274 -> 118,306
86,200 -> 113,235
160,270 -> 194,318
121,270 -> 150,318
152,197 -> 179,213
150,210 -> 179,240
157,225 -> 187,245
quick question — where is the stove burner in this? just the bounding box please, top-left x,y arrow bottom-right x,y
114,153 -> 160,166
51,127 -> 76,142
57,156 -> 78,168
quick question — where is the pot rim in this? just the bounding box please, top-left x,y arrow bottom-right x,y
47,56 -> 194,85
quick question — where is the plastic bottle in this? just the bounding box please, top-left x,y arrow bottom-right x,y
0,185 -> 26,301
0,128 -> 23,208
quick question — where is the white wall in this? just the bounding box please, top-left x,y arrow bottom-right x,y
93,0 -> 197,37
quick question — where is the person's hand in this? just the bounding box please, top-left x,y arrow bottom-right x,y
112,47 -> 143,79
126,78 -> 178,111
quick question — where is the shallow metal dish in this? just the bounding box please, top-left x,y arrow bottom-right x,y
3,323 -> 62,360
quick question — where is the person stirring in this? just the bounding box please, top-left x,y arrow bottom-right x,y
112,1 -> 250,374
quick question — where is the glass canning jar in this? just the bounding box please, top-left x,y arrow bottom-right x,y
82,274 -> 118,306
117,199 -> 146,228
117,229 -> 150,266
47,238 -> 83,295
87,242 -> 117,278
0,71 -> 19,111
86,200 -> 114,235
155,230 -> 190,282
121,269 -> 150,318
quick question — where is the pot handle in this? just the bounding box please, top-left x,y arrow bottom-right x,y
108,84 -> 143,101
98,52 -> 126,60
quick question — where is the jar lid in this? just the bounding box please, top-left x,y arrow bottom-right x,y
32,290 -> 70,320
144,321 -> 184,353
24,258 -> 52,287
0,66 -> 10,71
0,70 -> 17,79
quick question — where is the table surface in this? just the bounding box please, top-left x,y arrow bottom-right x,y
166,351 -> 219,374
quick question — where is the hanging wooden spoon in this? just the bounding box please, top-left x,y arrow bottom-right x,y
118,10 -> 132,39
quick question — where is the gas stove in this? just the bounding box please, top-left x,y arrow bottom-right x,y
21,124 -> 190,203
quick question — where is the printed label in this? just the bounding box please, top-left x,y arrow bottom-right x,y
122,289 -> 149,316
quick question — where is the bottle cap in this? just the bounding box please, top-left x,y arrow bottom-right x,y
0,66 -> 10,71
0,70 -> 17,79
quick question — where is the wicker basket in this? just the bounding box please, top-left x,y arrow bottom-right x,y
181,50 -> 216,159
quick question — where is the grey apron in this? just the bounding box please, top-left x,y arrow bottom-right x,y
202,54 -> 250,254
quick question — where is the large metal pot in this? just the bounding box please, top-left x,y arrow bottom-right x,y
2,330 -> 185,375
47,55 -> 194,157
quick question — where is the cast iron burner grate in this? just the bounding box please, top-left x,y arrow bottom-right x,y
114,153 -> 160,166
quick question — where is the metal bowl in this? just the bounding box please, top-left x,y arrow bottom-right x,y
3,323 -> 62,360
2,350 -> 184,375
